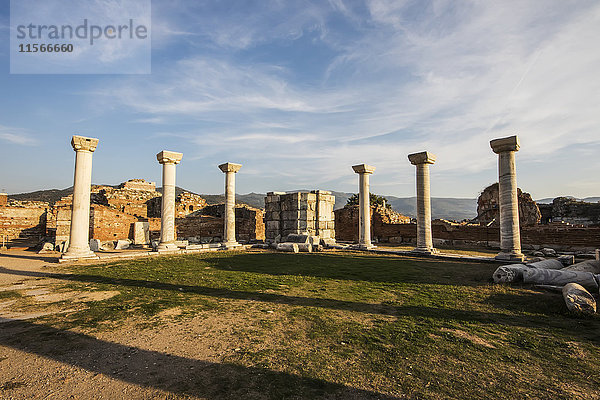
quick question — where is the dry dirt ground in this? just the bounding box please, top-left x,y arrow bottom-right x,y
0,250 -> 391,400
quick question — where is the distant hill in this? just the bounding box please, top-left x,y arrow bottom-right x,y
536,196 -> 600,204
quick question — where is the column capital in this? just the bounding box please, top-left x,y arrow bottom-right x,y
352,164 -> 375,174
218,162 -> 242,173
408,151 -> 436,165
71,135 -> 99,152
491,135 -> 520,154
157,150 -> 183,165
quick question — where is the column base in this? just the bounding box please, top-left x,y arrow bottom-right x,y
352,243 -> 377,250
61,248 -> 98,262
221,242 -> 242,250
411,247 -> 438,255
156,242 -> 180,252
495,251 -> 525,262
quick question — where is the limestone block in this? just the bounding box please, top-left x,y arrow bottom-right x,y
541,248 -> 557,257
297,243 -> 313,253
115,240 -> 130,250
276,243 -> 299,253
286,234 -> 310,244
133,221 -> 150,245
558,255 -> 575,266
266,221 -> 280,230
89,239 -> 101,252
38,242 -> 55,254
562,283 -> 596,314
283,220 -> 299,230
298,220 -> 307,230
174,240 -> 189,248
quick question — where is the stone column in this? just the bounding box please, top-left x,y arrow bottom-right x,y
490,135 -> 524,261
352,164 -> 376,249
62,135 -> 99,260
156,151 -> 183,252
408,151 -> 437,254
218,162 -> 242,248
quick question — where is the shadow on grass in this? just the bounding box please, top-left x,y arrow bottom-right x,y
2,266 -> 599,345
202,252 -> 498,286
0,318 -> 401,399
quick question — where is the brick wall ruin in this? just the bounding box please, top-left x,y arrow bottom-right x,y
264,191 -> 335,243
334,205 -> 411,242
0,201 -> 48,244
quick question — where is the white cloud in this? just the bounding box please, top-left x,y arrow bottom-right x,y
0,127 -> 38,146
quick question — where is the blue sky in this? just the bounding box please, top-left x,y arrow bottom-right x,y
1,0 -> 599,199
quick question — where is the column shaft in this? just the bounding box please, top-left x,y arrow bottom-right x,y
63,135 -> 99,261
158,163 -> 177,249
224,171 -> 236,244
498,151 -> 522,257
359,173 -> 371,247
416,163 -> 433,251
65,150 -> 94,256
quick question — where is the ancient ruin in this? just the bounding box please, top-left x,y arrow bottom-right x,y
264,191 -> 335,245
156,151 -> 183,252
476,182 -> 541,226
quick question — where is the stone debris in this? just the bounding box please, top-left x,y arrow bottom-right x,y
115,240 -> 131,250
562,283 -> 597,314
276,243 -> 299,253
492,264 -> 530,283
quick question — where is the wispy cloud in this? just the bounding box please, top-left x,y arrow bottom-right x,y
0,126 -> 38,146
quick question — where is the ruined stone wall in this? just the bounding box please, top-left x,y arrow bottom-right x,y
190,204 -> 265,242
476,183 -> 541,226
175,215 -> 223,243
118,179 -> 156,191
90,204 -> 138,241
550,197 -> 600,226
0,202 -> 48,243
334,205 -> 411,242
264,191 -> 335,242
175,192 -> 208,218
0,193 -> 7,206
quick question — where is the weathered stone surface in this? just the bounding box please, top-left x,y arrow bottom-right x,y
527,259 -> 564,270
276,243 -> 299,253
558,254 -> 575,266
563,260 -> 600,274
265,191 -> 335,242
297,243 -> 313,252
541,248 -> 557,257
133,222 -> 150,245
353,164 -> 375,249
493,264 -> 529,283
408,151 -> 436,254
562,283 -> 597,314
476,183 -> 541,227
115,240 -> 130,250
89,239 -> 101,252
523,268 -> 599,292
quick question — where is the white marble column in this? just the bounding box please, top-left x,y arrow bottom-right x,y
62,135 -> 99,260
352,164 -> 376,249
490,135 -> 524,261
218,162 -> 242,248
408,151 -> 437,254
156,151 -> 183,252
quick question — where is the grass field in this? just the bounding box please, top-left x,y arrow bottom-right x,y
5,249 -> 600,399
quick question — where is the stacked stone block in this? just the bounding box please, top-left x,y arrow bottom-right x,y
264,190 -> 335,242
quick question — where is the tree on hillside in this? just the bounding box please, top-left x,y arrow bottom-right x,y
346,193 -> 390,208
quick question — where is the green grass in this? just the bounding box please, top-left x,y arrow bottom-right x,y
29,250 -> 600,398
